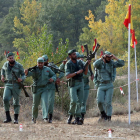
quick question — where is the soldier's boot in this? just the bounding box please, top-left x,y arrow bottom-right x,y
14,114 -> 19,124
72,117 -> 82,125
32,118 -> 36,124
67,115 -> 73,124
48,114 -> 52,123
43,118 -> 48,123
80,113 -> 85,124
98,111 -> 107,122
3,111 -> 12,123
107,116 -> 111,121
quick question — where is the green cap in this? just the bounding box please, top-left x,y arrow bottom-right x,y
42,55 -> 48,61
7,52 -> 14,58
68,49 -> 76,55
37,57 -> 44,63
104,51 -> 112,55
75,52 -> 80,58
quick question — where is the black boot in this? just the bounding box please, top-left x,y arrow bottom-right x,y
107,116 -> 111,121
72,117 -> 82,125
67,115 -> 73,124
32,118 -> 36,123
48,114 -> 52,123
3,111 -> 12,123
14,114 -> 19,124
98,111 -> 107,122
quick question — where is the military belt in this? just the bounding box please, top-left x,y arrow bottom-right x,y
4,80 -> 17,84
101,81 -> 111,84
74,79 -> 82,82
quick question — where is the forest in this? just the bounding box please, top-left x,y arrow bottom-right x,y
0,0 -> 139,69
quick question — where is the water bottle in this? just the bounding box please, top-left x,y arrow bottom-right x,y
108,129 -> 112,138
19,124 -> 23,131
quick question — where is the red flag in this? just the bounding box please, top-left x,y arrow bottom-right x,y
93,39 -> 97,51
120,87 -> 124,95
100,51 -> 103,58
52,52 -> 53,56
17,51 -> 20,59
81,46 -> 84,53
123,5 -> 131,28
4,51 -> 6,56
8,51 -> 9,53
56,48 -> 58,53
131,30 -> 137,48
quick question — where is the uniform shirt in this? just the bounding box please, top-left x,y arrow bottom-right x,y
59,63 -> 65,71
93,58 -> 124,83
27,66 -> 56,87
1,61 -> 25,85
65,59 -> 84,80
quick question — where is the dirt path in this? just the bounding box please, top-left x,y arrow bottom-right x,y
0,112 -> 140,140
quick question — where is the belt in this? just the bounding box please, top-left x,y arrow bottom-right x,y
101,81 -> 111,84
4,80 -> 17,84
74,79 -> 82,82
37,85 -> 47,88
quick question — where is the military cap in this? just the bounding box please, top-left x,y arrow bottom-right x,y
7,52 -> 14,58
75,52 -> 80,58
68,49 -> 76,55
37,57 -> 44,63
42,55 -> 48,61
104,51 -> 112,55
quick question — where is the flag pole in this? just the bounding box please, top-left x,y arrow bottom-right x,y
128,23 -> 131,125
134,41 -> 138,103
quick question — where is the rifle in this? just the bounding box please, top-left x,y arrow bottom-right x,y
84,43 -> 100,68
84,44 -> 93,76
12,71 -> 30,97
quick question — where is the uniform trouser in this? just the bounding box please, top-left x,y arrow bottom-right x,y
97,83 -> 114,116
3,85 -> 21,114
68,80 -> 84,117
81,83 -> 89,114
32,88 -> 49,119
48,89 -> 55,115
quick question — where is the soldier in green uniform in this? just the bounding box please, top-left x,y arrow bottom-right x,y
1,52 -> 25,124
75,52 -> 93,122
42,55 -> 64,123
24,57 -> 56,123
93,51 -> 124,121
65,49 -> 90,125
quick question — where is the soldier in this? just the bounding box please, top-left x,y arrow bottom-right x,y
93,51 -> 124,121
24,57 -> 56,123
76,52 -> 93,123
65,49 -> 91,125
1,52 -> 25,124
42,55 -> 64,123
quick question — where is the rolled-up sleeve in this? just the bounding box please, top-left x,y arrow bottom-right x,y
113,59 -> 125,68
65,63 -> 71,76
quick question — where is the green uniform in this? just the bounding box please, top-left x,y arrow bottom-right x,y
93,58 -> 124,116
27,66 -> 56,119
1,61 -> 25,114
81,68 -> 90,114
47,63 -> 64,115
65,59 -> 84,117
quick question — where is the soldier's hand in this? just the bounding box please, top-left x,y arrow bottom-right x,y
91,74 -> 94,81
63,59 -> 67,65
1,76 -> 5,82
56,78 -> 60,85
49,78 -> 54,82
111,55 -> 119,60
17,78 -> 22,82
87,60 -> 91,65
24,69 -> 28,76
77,69 -> 83,74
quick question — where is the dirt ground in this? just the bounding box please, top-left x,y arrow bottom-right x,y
0,112 -> 140,140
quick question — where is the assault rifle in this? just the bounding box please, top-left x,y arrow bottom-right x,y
84,43 -> 100,68
12,71 -> 30,97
